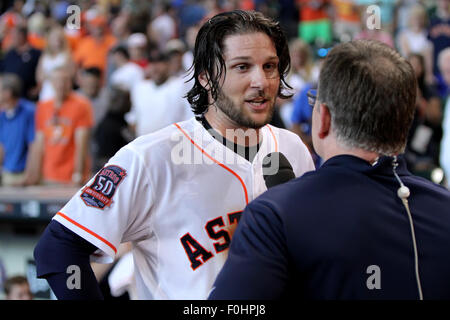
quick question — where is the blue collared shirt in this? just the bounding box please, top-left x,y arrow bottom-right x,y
0,100 -> 35,172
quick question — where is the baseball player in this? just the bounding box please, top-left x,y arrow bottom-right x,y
34,10 -> 315,299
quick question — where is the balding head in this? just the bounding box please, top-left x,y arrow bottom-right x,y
317,40 -> 416,156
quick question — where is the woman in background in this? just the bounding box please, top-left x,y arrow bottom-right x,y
396,4 -> 434,84
36,25 -> 74,101
280,39 -> 319,128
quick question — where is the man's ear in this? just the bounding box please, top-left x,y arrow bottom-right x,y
198,71 -> 210,90
318,103 -> 331,139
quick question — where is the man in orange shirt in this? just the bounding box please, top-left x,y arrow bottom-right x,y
73,16 -> 116,77
28,67 -> 93,186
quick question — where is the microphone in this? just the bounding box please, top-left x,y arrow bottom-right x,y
391,156 -> 423,300
262,152 -> 296,189
392,156 -> 410,200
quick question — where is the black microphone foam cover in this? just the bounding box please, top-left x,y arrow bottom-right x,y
262,152 -> 295,189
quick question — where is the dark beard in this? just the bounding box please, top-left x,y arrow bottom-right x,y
214,90 -> 275,129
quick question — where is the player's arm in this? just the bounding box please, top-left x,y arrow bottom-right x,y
91,243 -> 132,281
35,144 -> 153,299
209,196 -> 290,299
34,220 -> 104,299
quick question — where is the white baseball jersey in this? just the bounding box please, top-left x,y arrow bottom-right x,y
53,117 -> 315,299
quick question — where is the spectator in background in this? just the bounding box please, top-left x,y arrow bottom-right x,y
332,0 -> 361,41
165,38 -> 193,100
0,73 -> 35,186
291,84 -> 321,167
110,10 -> 131,46
73,15 -> 116,79
277,0 -> 300,39
182,24 -> 200,72
165,39 -> 188,77
36,25 -> 74,102
439,48 -> 450,186
4,275 -> 32,300
106,10 -> 132,83
126,33 -> 149,69
93,86 -> 133,172
76,67 -> 109,131
110,45 -> 144,92
175,0 -> 207,40
286,39 -> 319,98
126,51 -> 192,137
76,66 -> 109,173
280,39 -> 319,128
297,0 -> 332,45
395,0 -> 424,33
0,24 -> 41,100
148,2 -> 177,52
404,53 -> 442,178
397,4 -> 434,84
0,0 -> 26,51
29,67 -> 93,186
428,0 -> 450,89
26,11 -> 47,51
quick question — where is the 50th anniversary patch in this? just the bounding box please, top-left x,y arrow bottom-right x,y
80,165 -> 127,209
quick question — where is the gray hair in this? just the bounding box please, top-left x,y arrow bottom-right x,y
318,40 -> 417,156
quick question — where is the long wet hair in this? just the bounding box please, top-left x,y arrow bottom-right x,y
185,10 -> 292,115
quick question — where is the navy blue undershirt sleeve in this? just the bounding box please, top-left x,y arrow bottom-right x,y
209,196 -> 289,299
34,220 -> 104,300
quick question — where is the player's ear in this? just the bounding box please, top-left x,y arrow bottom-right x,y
198,71 -> 211,91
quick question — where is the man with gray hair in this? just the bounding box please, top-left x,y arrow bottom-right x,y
210,40 -> 450,300
0,73 -> 35,186
438,48 -> 450,186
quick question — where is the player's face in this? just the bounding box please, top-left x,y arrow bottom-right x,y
214,32 -> 280,129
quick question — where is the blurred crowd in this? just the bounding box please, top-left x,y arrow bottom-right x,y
0,0 -> 448,196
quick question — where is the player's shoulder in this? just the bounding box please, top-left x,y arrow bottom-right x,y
267,125 -> 302,143
265,124 -> 315,173
267,125 -> 310,156
124,117 -> 198,155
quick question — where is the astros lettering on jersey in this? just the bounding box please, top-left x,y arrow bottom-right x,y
52,117 -> 315,299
